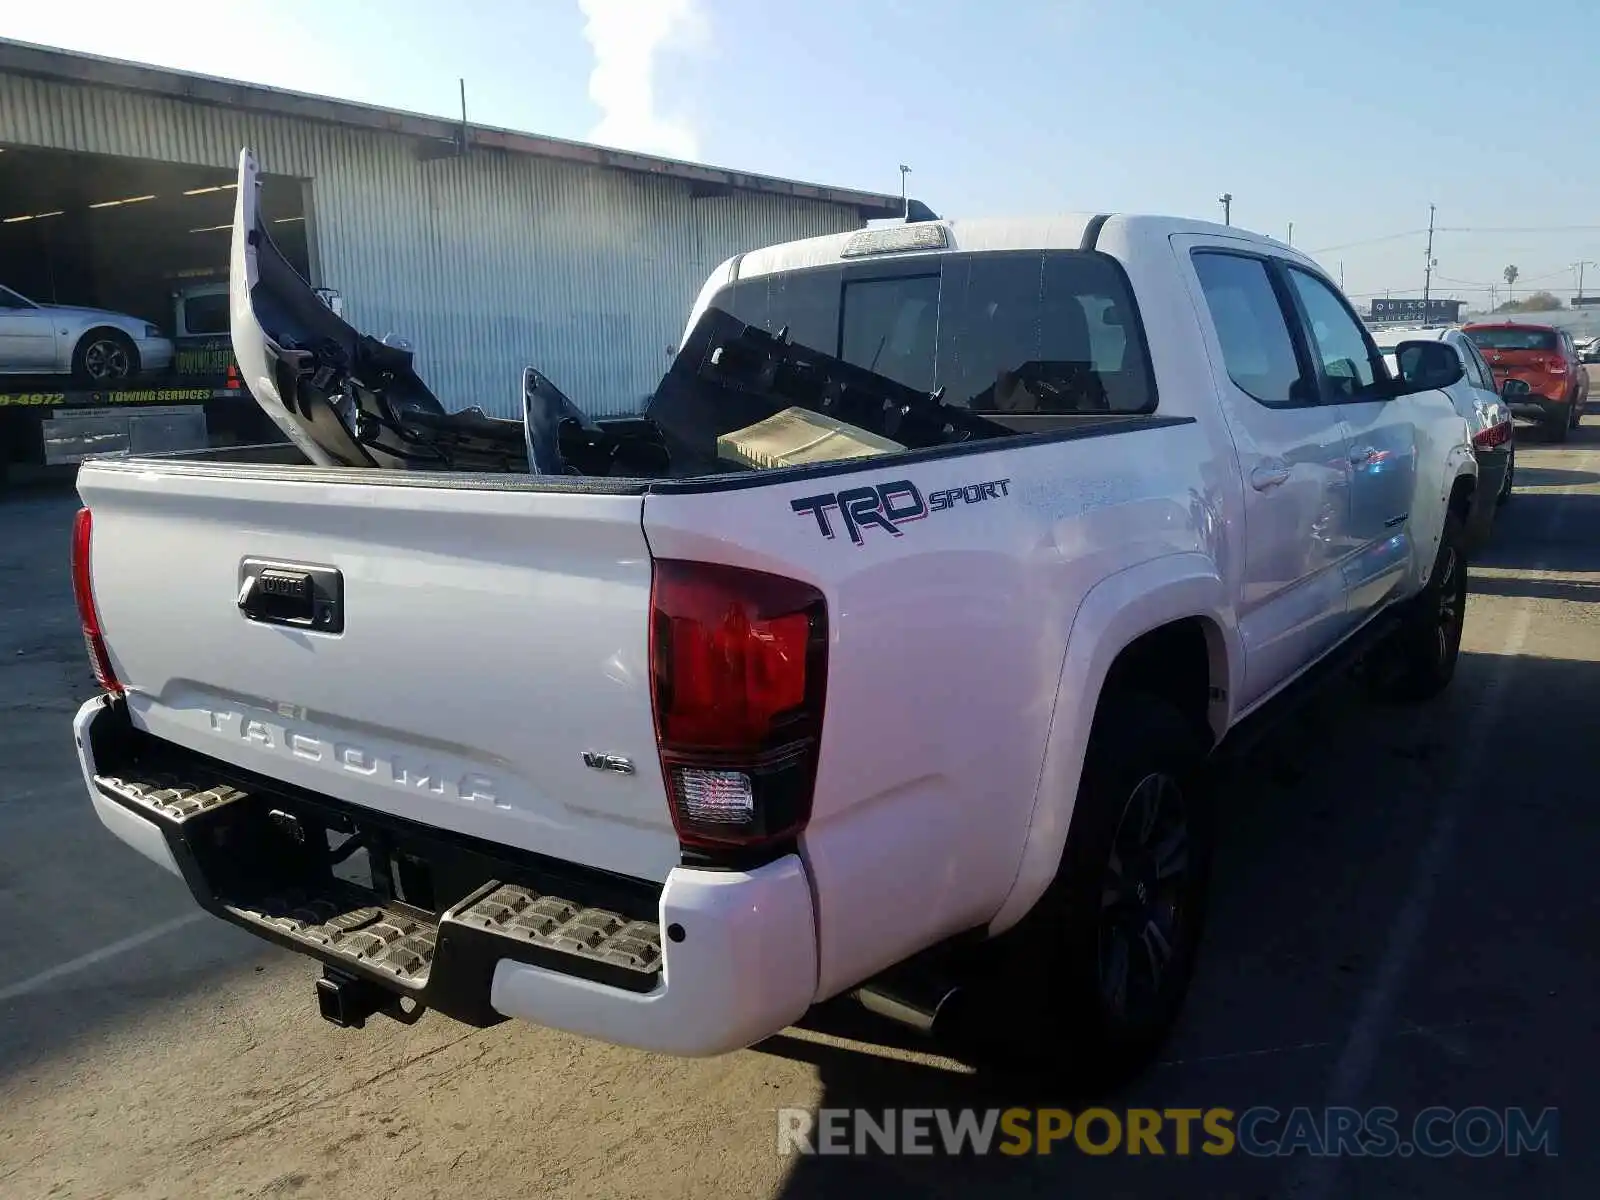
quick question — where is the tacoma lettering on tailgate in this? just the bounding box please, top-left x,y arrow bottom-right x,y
790,476 -> 1011,545
203,709 -> 501,807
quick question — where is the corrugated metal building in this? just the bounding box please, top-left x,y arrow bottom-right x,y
0,39 -> 901,417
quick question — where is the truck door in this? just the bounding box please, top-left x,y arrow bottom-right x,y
1278,266 -> 1418,620
1176,238 -> 1356,710
0,286 -> 56,370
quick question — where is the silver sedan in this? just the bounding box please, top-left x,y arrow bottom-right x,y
0,284 -> 174,384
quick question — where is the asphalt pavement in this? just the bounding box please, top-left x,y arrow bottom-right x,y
3,406 -> 1599,1199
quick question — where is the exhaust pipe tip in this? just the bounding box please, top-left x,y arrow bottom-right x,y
854,982 -> 962,1036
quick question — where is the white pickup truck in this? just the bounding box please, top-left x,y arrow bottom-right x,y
70,150 -> 1478,1088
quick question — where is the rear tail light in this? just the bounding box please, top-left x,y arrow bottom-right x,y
71,507 -> 122,696
649,559 -> 827,852
1473,421 -> 1512,450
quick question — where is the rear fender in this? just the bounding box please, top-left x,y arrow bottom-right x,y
987,553 -> 1237,936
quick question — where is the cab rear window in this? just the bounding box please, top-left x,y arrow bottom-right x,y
714,250 -> 1157,418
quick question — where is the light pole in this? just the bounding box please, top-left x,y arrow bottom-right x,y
1422,203 -> 1436,309
1218,193 -> 1232,226
899,165 -> 911,220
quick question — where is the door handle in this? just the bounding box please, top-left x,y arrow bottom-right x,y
1249,465 -> 1291,491
1349,445 -> 1380,465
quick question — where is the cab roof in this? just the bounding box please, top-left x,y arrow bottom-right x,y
730,213 -> 1323,280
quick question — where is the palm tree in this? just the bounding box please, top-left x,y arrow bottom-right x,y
1504,265 -> 1519,305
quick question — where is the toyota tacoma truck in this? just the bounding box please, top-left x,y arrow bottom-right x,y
69,149 -> 1478,1087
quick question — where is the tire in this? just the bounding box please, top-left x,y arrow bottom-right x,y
71,330 -> 139,385
1496,444 -> 1514,507
1372,511 -> 1468,703
961,693 -> 1213,1093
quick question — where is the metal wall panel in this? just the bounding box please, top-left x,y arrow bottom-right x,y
0,73 -> 865,417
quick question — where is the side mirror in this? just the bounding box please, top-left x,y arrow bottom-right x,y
1501,378 -> 1531,399
1392,340 -> 1464,394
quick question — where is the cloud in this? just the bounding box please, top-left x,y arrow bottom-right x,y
577,0 -> 704,161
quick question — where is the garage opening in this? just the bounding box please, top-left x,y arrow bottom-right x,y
0,145 -> 310,473
0,145 -> 310,355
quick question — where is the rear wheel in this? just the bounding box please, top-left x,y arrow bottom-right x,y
71,330 -> 139,385
963,693 -> 1213,1093
1371,511 -> 1468,703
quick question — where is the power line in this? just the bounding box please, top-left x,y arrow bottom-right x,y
1309,230 -> 1426,254
1308,224 -> 1600,256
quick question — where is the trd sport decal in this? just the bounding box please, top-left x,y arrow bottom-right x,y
790,477 -> 1012,545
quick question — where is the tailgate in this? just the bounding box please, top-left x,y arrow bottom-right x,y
78,463 -> 679,883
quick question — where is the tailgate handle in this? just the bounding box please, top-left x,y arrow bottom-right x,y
238,559 -> 344,633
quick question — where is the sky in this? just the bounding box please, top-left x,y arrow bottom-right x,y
5,0 -> 1599,309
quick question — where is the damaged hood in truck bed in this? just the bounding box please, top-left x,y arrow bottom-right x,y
229,147 -> 669,478
230,147 -> 532,473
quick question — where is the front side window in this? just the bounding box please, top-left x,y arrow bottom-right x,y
1191,251 -> 1307,407
1285,268 -> 1380,401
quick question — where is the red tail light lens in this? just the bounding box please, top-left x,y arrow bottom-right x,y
71,507 -> 122,696
1473,421 -> 1512,450
649,559 -> 827,851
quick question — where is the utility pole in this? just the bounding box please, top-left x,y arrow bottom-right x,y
899,165 -> 911,220
1422,203 -> 1436,308
1572,260 -> 1596,302
1339,261 -> 1345,290
1287,221 -> 1293,246
1218,193 -> 1232,226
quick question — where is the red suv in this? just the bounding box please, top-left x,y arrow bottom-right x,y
1463,322 -> 1589,442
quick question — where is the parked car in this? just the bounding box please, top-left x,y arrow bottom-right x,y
1462,321 -> 1589,441
0,283 -> 174,384
1576,333 -> 1600,364
68,148 -> 1479,1090
1371,325 -> 1516,538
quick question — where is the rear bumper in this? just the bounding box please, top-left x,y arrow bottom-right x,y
73,696 -> 818,1056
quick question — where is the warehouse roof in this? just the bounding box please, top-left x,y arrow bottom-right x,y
0,38 -> 908,219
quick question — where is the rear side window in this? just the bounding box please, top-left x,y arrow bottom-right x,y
1191,252 -> 1306,407
714,250 -> 1157,417
1460,339 -> 1494,390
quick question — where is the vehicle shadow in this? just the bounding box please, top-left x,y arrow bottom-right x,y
1510,465 -> 1600,489
764,649 -> 1600,1200
1474,490 -> 1600,575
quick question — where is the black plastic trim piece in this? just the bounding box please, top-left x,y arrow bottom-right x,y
644,414 -> 1198,495
1079,214 -> 1112,250
80,454 -> 651,495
